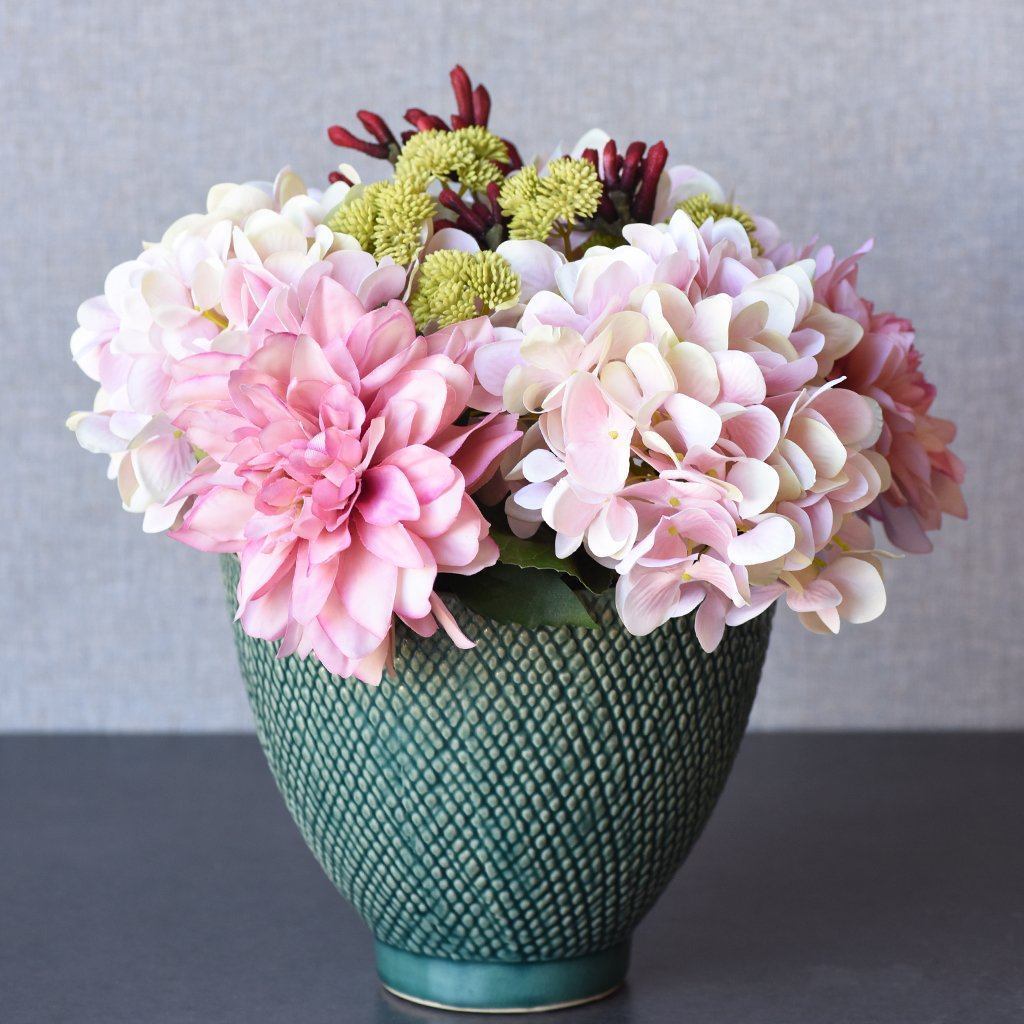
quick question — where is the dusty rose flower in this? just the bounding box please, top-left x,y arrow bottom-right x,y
815,248 -> 966,552
166,275 -> 519,683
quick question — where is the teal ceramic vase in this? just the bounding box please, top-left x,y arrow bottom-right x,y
222,556 -> 773,1013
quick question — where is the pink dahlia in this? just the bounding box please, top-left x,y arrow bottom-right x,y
815,248 -> 966,552
166,275 -> 520,683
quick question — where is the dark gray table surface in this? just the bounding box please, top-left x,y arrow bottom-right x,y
1,734 -> 1021,1024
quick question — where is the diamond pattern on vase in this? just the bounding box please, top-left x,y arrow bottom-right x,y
223,555 -> 773,963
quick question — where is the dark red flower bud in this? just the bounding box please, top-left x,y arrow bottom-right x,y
450,65 -> 475,126
471,84 -> 491,126
602,140 -> 620,187
502,140 -> 523,171
327,125 -> 388,159
631,140 -> 668,222
405,108 -> 449,133
619,141 -> 646,193
356,110 -> 398,147
597,193 -> 618,221
439,188 -> 489,234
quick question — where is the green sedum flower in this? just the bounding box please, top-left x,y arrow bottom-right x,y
370,179 -> 437,264
409,249 -> 521,330
325,179 -> 436,265
395,126 -> 509,192
498,158 -> 603,241
324,182 -> 384,251
677,192 -> 762,255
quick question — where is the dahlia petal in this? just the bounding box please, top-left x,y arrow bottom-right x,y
358,464 -> 420,525
238,542 -> 296,609
424,497 -> 489,569
429,593 -> 475,650
444,532 -> 499,576
439,414 -> 521,492
394,563 -> 436,620
239,577 -> 291,640
317,587 -> 385,660
354,519 -> 425,570
336,544 -> 397,639
878,500 -> 933,554
415,477 -> 465,537
290,547 -> 339,625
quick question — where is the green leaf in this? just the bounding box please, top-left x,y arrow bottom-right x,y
441,564 -> 599,631
491,530 -> 615,594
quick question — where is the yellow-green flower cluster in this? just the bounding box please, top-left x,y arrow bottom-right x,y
409,250 -> 521,330
498,158 -> 603,241
395,126 -> 509,192
325,179 -> 436,265
677,192 -> 762,254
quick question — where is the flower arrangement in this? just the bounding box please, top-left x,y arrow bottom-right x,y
69,67 -> 965,684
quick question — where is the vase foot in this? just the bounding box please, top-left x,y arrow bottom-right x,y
374,940 -> 629,1014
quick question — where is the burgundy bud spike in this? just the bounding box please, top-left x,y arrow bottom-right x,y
405,108 -> 449,133
327,125 -> 388,160
631,141 -> 668,223
471,84 -> 491,127
450,65 -> 475,126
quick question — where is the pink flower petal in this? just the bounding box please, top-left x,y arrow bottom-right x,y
727,516 -> 796,566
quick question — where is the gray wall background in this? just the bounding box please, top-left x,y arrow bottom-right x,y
2,0 -> 1020,730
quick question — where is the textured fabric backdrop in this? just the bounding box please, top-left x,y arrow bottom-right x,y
2,0 -> 1019,730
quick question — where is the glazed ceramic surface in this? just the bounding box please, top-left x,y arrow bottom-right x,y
222,556 -> 773,1011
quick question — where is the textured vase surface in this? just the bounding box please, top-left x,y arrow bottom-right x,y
222,556 -> 773,1012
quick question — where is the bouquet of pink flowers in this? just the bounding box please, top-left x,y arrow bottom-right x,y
69,67 -> 965,684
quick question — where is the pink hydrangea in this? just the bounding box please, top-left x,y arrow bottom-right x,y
476,209 -> 889,650
165,274 -> 520,683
